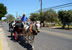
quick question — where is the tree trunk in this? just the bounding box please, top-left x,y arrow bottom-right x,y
68,25 -> 70,29
62,25 -> 65,29
62,23 -> 66,29
0,17 -> 2,21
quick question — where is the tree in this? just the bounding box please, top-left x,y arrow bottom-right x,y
30,9 -> 58,27
58,10 -> 67,28
6,14 -> 15,22
47,9 -> 58,23
0,3 -> 7,20
58,10 -> 72,29
67,10 -> 72,29
29,13 -> 40,21
41,9 -> 58,24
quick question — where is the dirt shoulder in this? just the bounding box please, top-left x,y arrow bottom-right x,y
0,28 -> 10,50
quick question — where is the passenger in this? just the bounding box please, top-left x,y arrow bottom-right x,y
13,18 -> 24,33
21,14 -> 28,25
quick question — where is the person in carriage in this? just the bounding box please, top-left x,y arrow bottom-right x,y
10,18 -> 24,40
9,21 -> 14,31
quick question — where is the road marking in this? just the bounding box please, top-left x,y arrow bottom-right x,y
0,40 -> 2,50
40,30 -> 72,40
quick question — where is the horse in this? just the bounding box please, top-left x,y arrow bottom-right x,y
22,21 -> 40,50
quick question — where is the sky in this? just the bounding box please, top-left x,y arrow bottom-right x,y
0,0 -> 72,19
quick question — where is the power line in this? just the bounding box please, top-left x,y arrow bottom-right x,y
51,2 -> 72,8
36,2 -> 72,12
28,2 -> 72,16
43,2 -> 72,11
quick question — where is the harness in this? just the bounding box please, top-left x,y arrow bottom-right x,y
24,24 -> 29,31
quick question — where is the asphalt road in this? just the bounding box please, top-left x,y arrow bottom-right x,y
1,22 -> 72,50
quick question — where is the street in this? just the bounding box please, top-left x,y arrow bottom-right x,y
0,22 -> 72,50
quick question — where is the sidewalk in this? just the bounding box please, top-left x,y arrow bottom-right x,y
0,28 -> 10,50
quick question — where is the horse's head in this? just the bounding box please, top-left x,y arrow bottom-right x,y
36,23 -> 40,33
32,22 -> 40,33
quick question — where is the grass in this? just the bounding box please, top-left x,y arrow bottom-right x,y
50,25 -> 72,31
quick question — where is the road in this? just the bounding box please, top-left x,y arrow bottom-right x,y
0,22 -> 72,50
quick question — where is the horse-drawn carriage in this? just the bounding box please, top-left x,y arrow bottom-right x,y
9,20 -> 40,50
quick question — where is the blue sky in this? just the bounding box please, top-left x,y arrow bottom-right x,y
0,0 -> 72,18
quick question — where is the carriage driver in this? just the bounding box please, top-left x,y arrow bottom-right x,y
21,14 -> 32,32
21,14 -> 28,25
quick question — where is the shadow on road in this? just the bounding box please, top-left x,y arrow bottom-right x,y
8,35 -> 33,50
19,40 -> 33,50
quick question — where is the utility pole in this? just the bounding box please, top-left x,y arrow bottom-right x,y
40,0 -> 42,16
41,0 -> 42,13
40,0 -> 44,27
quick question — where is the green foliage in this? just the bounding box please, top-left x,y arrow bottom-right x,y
44,9 -> 58,23
58,10 -> 72,28
30,9 -> 58,23
30,9 -> 58,27
29,13 -> 40,21
0,3 -> 7,20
